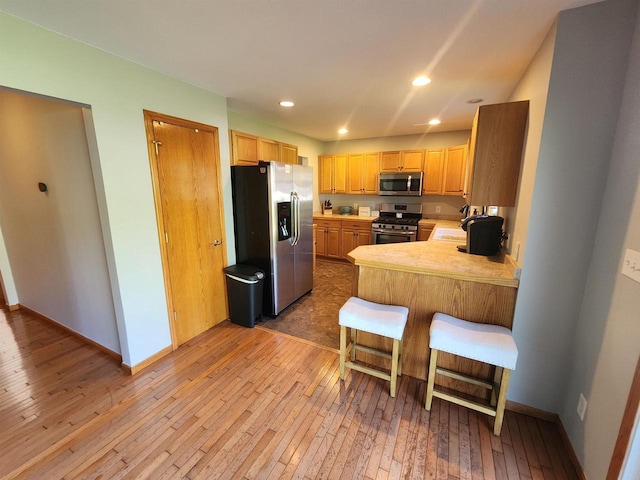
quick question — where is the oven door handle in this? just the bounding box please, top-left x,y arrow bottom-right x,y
371,228 -> 416,236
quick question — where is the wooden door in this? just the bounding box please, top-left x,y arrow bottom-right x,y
258,138 -> 280,161
347,154 -> 364,194
362,152 -> 380,194
333,154 -> 348,194
280,142 -> 298,164
230,130 -> 258,166
145,111 -> 228,347
356,228 -> 372,247
380,151 -> 401,172
318,155 -> 333,193
341,229 -> 357,258
326,226 -> 342,258
400,149 -> 424,171
423,149 -> 444,195
442,145 -> 467,196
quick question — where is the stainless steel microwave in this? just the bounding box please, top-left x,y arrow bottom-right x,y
378,172 -> 423,196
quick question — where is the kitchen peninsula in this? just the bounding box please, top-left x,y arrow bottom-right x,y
347,241 -> 520,395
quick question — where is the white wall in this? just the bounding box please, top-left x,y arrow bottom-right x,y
560,5 -> 640,476
507,0 -> 637,415
227,109 -> 325,216
0,90 -> 120,353
0,12 -> 231,367
505,22 -> 557,263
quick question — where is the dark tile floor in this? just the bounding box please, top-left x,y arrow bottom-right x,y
259,258 -> 352,349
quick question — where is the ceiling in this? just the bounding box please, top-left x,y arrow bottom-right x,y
0,0 -> 601,141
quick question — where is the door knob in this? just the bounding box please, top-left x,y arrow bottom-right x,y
212,240 -> 222,246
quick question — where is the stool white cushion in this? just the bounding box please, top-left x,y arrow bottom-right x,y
430,312 -> 518,370
339,297 -> 408,340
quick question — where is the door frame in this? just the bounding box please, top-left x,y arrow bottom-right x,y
607,354 -> 640,479
143,110 -> 228,349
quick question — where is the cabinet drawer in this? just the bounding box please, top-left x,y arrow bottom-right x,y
342,220 -> 372,230
315,219 -> 340,228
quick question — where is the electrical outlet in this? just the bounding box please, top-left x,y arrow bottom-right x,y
435,205 -> 441,213
622,248 -> 640,283
577,393 -> 587,421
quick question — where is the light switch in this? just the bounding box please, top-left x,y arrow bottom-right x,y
622,248 -> 640,283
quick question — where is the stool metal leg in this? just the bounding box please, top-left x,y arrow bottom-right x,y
390,339 -> 400,398
425,348 -> 439,410
493,368 -> 511,435
340,325 -> 347,380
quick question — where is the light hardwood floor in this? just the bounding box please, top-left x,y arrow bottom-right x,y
0,307 -> 579,479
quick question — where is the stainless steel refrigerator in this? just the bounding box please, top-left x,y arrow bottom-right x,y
231,162 -> 314,316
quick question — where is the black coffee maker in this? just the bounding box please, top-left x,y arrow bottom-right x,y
457,215 -> 504,256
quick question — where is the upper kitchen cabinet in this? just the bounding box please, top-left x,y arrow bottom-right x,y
347,152 -> 380,194
467,101 -> 529,206
441,144 -> 467,196
380,149 -> 424,172
258,137 -> 280,162
318,154 -> 348,194
230,130 -> 258,166
280,142 -> 298,164
230,130 -> 299,166
422,145 -> 468,196
422,149 -> 444,195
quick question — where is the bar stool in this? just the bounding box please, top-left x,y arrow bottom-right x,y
339,297 -> 409,397
425,312 -> 518,435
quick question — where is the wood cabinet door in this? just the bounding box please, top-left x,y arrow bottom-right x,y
357,228 -> 372,247
318,155 -> 333,194
442,145 -> 467,196
341,229 -> 357,258
470,101 -> 529,206
423,149 -> 444,195
347,154 -> 364,194
362,152 -> 380,194
400,149 -> 424,171
316,227 -> 327,256
231,130 -> 258,166
326,226 -> 342,258
418,226 -> 434,241
333,154 -> 348,194
280,143 -> 298,164
258,138 -> 280,161
380,151 -> 401,172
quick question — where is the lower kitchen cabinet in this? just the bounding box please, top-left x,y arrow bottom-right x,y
315,220 -> 341,259
418,221 -> 436,241
314,217 -> 373,260
341,220 -> 372,257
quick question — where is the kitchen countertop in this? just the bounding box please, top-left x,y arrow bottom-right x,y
347,240 -> 519,288
313,213 -> 377,221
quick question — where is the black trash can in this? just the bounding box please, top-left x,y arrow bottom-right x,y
223,265 -> 265,328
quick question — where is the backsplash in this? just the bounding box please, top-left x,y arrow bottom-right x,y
317,193 -> 466,218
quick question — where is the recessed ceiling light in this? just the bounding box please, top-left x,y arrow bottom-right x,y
338,128 -> 348,134
466,98 -> 483,104
279,100 -> 294,107
428,119 -> 441,125
412,75 -> 432,87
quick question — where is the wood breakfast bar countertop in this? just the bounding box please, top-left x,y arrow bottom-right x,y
347,240 -> 520,288
345,240 -> 520,390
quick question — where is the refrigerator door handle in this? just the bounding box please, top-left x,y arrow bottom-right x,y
290,191 -> 297,246
292,191 -> 301,246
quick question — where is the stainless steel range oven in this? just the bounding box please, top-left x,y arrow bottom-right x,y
372,203 -> 422,244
